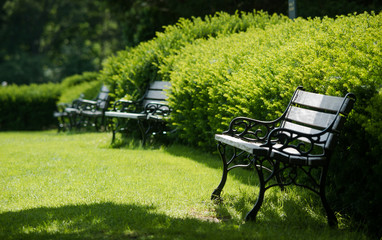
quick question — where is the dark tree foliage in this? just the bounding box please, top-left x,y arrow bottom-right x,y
297,0 -> 382,18
0,0 -> 380,85
106,0 -> 287,47
0,0 -> 122,85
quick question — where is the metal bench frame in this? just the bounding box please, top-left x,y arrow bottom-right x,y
53,85 -> 110,132
65,85 -> 110,131
211,86 -> 355,226
105,81 -> 171,145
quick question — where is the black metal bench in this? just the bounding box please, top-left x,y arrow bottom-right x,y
56,85 -> 110,131
211,86 -> 355,226
105,81 -> 171,144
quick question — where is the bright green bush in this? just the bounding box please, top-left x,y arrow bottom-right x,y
168,12 -> 382,147
58,72 -> 102,104
60,71 -> 100,88
0,83 -> 61,130
99,10 -> 288,101
166,12 -> 381,236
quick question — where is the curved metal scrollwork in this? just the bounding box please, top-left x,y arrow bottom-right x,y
144,103 -> 171,117
224,117 -> 280,142
265,128 -> 330,156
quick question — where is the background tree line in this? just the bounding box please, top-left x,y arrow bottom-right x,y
1,0 -> 380,85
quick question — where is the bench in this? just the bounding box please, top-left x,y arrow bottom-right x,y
63,84 -> 110,131
105,81 -> 171,144
211,86 -> 355,226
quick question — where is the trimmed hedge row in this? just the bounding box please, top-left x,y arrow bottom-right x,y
0,83 -> 61,130
0,72 -> 101,130
99,11 -> 288,101
168,12 -> 382,149
58,72 -> 101,104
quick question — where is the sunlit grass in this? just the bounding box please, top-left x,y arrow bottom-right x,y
0,131 -> 369,239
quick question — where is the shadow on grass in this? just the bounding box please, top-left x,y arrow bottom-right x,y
0,201 -> 349,240
0,200 -> 350,240
0,202 -> 223,240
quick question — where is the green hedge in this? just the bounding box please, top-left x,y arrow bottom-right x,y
99,10 -> 288,101
168,12 -> 382,148
58,72 -> 101,104
0,72 -> 101,130
166,12 -> 381,236
0,83 -> 61,130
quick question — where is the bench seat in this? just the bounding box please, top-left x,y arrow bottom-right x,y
105,111 -> 146,119
215,134 -> 326,166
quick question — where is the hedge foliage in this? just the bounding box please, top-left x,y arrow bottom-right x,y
0,71 -> 101,130
101,11 -> 381,236
0,83 -> 61,130
57,71 -> 101,104
99,11 -> 288,101
168,12 -> 382,149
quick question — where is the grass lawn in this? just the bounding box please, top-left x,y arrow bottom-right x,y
0,131 -> 369,239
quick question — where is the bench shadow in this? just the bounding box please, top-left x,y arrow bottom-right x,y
0,202 -> 226,240
0,200 -> 332,240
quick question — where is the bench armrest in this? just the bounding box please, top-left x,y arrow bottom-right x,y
263,127 -> 331,156
223,117 -> 281,142
70,99 -> 98,111
77,99 -> 97,105
144,102 -> 171,116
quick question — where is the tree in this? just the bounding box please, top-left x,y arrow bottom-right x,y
0,0 -> 122,84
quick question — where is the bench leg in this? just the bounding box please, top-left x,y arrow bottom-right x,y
245,157 -> 266,221
110,118 -> 117,144
138,120 -> 149,145
67,113 -> 74,131
110,117 -> 126,144
211,142 -> 228,200
319,166 -> 338,227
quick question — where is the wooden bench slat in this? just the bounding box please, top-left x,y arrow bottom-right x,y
145,90 -> 168,100
150,81 -> 171,90
98,92 -> 109,100
281,120 -> 332,146
285,106 -> 336,129
282,121 -> 323,135
100,85 -> 109,92
293,90 -> 345,112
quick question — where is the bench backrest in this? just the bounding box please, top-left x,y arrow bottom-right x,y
96,85 -> 110,110
280,87 -> 355,150
142,81 -> 171,107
